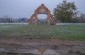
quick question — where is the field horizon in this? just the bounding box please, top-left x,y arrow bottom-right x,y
0,23 -> 85,41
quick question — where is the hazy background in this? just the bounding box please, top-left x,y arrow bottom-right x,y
0,0 -> 85,18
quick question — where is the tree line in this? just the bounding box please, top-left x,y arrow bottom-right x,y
0,14 -> 85,23
0,16 -> 28,23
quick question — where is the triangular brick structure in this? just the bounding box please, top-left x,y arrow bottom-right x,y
28,4 -> 56,25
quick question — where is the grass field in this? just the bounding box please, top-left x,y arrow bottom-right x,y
0,23 -> 85,41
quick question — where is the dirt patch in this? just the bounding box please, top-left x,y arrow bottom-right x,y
0,38 -> 85,55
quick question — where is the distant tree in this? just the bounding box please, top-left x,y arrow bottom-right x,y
0,18 -> 1,23
79,14 -> 85,23
2,15 -> 13,23
18,18 -> 28,23
0,16 -> 28,23
71,17 -> 79,23
54,0 -> 78,23
37,19 -> 47,25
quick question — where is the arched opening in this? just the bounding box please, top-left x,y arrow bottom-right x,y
37,14 -> 47,25
28,4 -> 56,25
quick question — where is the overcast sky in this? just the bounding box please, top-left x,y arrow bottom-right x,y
0,0 -> 85,18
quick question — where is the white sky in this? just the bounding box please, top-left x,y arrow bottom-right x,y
0,0 -> 85,18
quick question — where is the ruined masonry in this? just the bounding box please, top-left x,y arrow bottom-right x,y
28,4 -> 56,25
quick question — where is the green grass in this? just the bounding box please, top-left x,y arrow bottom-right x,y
0,24 -> 85,41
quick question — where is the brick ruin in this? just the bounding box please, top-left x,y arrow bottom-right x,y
28,4 -> 56,25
